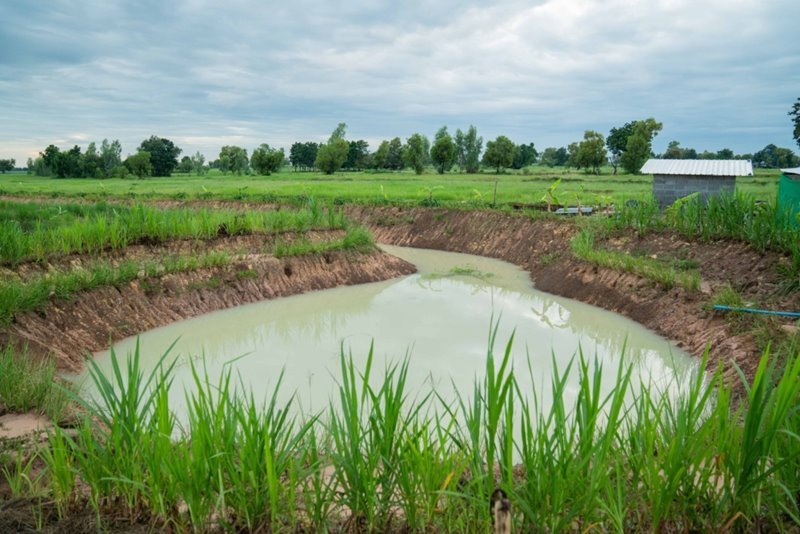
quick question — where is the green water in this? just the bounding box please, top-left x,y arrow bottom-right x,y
81,245 -> 697,415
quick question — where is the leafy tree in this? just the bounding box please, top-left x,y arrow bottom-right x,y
138,136 -> 181,176
251,144 -> 285,175
0,159 -> 15,173
752,144 -> 800,168
191,152 -> 206,175
81,142 -> 104,178
620,119 -> 663,174
455,125 -> 482,173
663,140 -> 684,159
575,130 -> 607,174
177,156 -> 193,174
26,158 -> 33,174
218,146 -> 249,175
539,147 -> 559,167
716,148 -> 734,159
430,126 -> 457,174
315,123 -> 350,174
403,133 -> 428,174
124,151 -> 153,179
554,147 -> 569,166
372,140 -> 390,170
512,143 -> 537,169
100,139 -> 122,177
289,142 -> 319,171
384,137 -> 405,170
345,140 -> 370,170
790,97 -> 800,150
606,123 -> 633,174
566,142 -> 580,169
482,135 -> 516,173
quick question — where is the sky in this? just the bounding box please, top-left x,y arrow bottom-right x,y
2,0 -> 799,165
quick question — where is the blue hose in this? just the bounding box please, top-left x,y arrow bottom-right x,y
713,304 -> 800,318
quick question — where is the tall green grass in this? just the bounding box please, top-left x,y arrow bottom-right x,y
0,200 -> 346,264
31,335 -> 800,532
0,345 -> 73,421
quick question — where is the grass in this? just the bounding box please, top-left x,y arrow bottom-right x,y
0,199 -> 346,265
272,225 -> 374,257
0,166 -> 780,208
14,334 -> 800,532
0,345 -> 73,421
571,228 -> 702,291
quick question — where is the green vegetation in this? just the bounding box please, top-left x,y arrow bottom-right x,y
0,346 -> 72,421
0,200 -> 346,264
4,336 -> 798,531
272,226 -> 374,257
571,228 -> 701,291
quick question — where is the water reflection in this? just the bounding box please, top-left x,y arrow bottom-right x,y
81,245 -> 697,417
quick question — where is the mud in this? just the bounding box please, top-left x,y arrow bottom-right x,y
1,248 -> 416,371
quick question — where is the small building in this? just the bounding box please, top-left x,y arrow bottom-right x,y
641,159 -> 754,207
778,167 -> 800,227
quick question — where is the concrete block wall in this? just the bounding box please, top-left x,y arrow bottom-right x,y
653,174 -> 735,207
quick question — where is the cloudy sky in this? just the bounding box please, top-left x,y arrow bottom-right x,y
2,0 -> 798,164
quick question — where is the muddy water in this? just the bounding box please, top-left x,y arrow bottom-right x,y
80,245 -> 697,416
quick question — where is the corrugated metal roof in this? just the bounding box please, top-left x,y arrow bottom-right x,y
641,159 -> 753,176
782,167 -> 800,176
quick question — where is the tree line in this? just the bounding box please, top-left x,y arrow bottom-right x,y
17,98 -> 800,179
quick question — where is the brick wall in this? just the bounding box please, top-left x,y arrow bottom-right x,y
653,174 -> 735,207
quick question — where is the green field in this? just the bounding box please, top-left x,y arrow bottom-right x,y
0,166 -> 781,206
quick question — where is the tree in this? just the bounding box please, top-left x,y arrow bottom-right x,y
512,143 -> 537,169
345,140 -> 369,170
540,147 -> 559,167
0,159 -> 15,173
372,140 -> 390,170
403,133 -> 428,174
384,137 -> 405,170
289,142 -> 319,171
430,127 -> 457,174
138,136 -> 181,176
566,142 -> 580,169
620,118 -> 663,174
81,142 -> 103,178
315,123 -> 350,174
251,144 -> 285,175
663,140 -> 684,159
790,97 -> 800,150
606,123 -> 634,175
554,147 -> 569,166
575,130 -> 607,174
177,156 -> 193,174
100,139 -> 122,177
753,144 -> 800,168
455,125 -> 482,173
191,152 -> 206,175
218,146 -> 249,175
482,135 -> 516,173
716,148 -> 734,159
124,151 -> 153,179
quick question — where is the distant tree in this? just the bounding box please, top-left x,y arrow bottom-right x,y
345,140 -> 369,170
790,97 -> 800,149
663,141 -> 684,159
430,126 -> 457,174
177,156 -> 193,174
716,148 -> 734,159
684,148 -> 698,159
26,158 -> 33,174
566,142 -> 580,169
251,144 -> 285,175
124,151 -> 153,179
100,139 -> 122,177
620,118 -> 663,174
42,145 -> 82,178
191,152 -> 206,175
482,135 -> 516,173
138,136 -> 181,176
0,159 -> 15,173
81,142 -> 103,178
385,137 -> 405,170
315,123 -> 350,174
554,147 -> 569,166
403,133 -> 428,174
539,147 -> 559,167
372,140 -> 389,170
698,150 -> 716,160
289,142 -> 319,171
752,144 -> 800,168
512,142 -> 537,169
606,123 -> 634,174
219,145 -> 249,175
455,125 -> 483,173
575,130 -> 607,174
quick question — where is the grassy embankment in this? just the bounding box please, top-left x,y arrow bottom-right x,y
2,334 -> 800,531
0,200 -> 373,326
0,166 -> 781,206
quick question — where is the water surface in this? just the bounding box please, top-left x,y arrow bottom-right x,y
81,245 -> 697,416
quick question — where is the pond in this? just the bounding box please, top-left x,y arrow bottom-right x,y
79,245 -> 698,416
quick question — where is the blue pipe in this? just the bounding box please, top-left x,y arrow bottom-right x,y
713,304 -> 800,318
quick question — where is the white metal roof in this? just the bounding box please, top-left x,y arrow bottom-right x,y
641,159 -> 753,176
782,167 -> 800,176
